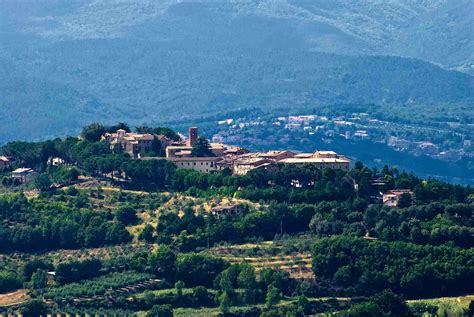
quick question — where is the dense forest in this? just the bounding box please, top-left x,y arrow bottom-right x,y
0,123 -> 473,316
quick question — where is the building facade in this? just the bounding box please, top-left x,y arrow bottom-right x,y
0,156 -> 11,169
103,129 -> 171,158
166,157 -> 223,173
383,189 -> 414,207
11,168 -> 37,184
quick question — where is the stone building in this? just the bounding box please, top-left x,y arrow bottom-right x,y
103,129 -> 171,158
279,151 -> 351,171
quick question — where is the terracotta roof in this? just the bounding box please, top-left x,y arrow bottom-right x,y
166,157 -> 222,162
280,158 -> 350,163
385,189 -> 413,196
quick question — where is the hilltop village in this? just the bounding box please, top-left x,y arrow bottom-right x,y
103,127 -> 351,175
1,126 -> 416,208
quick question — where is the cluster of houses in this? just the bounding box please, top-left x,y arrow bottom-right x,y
107,127 -> 352,175
0,127 -> 414,207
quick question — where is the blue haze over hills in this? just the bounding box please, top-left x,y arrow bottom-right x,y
0,1 -> 472,168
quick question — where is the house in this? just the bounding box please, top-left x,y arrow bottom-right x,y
211,204 -> 245,218
103,129 -> 171,158
11,168 -> 37,184
167,157 -> 223,173
223,146 -> 249,156
383,190 -> 414,207
280,151 -> 351,171
254,162 -> 279,173
47,157 -> 66,166
0,156 -> 11,169
257,150 -> 295,162
233,157 -> 272,175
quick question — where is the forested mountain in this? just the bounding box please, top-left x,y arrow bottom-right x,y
0,0 -> 472,144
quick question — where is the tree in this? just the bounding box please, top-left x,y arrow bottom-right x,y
107,122 -> 131,133
150,137 -> 163,156
237,264 -> 258,304
265,284 -> 281,308
20,299 -> 47,317
175,280 -> 185,296
22,260 -> 52,281
342,302 -> 382,317
81,123 -> 106,142
297,295 -> 310,315
146,304 -> 173,317
148,245 -> 177,280
30,269 -> 48,289
191,136 -> 214,157
35,174 -> 52,191
143,290 -> 156,308
219,291 -> 231,314
398,193 -> 413,208
139,224 -> 155,242
372,290 -> 412,317
0,271 -> 21,293
115,205 -> 138,225
176,253 -> 228,287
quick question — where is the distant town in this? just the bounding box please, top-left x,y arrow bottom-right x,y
210,113 -> 473,163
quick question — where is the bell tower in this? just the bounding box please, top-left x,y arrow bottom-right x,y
188,127 -> 198,146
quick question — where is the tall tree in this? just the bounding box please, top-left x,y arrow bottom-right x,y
81,123 -> 106,142
191,137 -> 214,157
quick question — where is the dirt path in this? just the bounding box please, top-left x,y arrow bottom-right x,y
0,289 -> 29,307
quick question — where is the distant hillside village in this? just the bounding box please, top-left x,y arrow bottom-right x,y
103,127 -> 351,175
1,126 -> 415,208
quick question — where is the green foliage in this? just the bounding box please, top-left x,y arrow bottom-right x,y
35,173 -> 52,191
20,299 -> 47,317
175,281 -> 185,296
312,236 -> 474,297
341,302 -> 383,317
22,259 -> 53,281
30,269 -> 48,289
81,123 -> 106,142
148,245 -> 177,280
44,271 -> 152,300
0,193 -> 131,252
191,137 -> 214,157
265,284 -> 281,308
341,290 -> 412,317
147,304 -> 173,317
218,291 -> 231,314
139,224 -> 155,243
55,258 -> 102,285
0,271 -> 21,293
176,253 -> 229,287
115,205 -> 138,225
